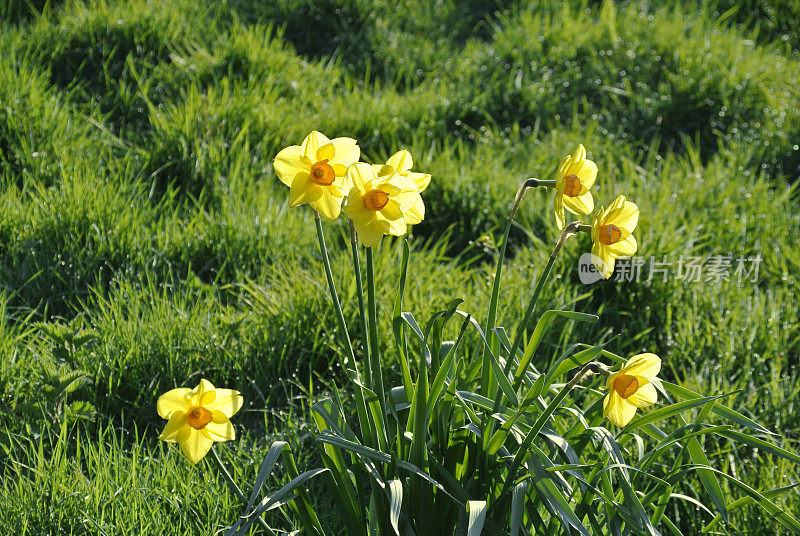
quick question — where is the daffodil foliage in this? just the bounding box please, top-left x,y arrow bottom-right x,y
222,142 -> 800,536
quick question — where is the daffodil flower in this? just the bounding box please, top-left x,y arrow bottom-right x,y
554,144 -> 597,230
273,131 -> 360,220
344,162 -> 423,247
603,353 -> 661,427
590,194 -> 639,279
157,379 -> 243,464
374,149 -> 430,225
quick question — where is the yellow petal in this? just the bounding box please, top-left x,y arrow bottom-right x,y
386,149 -> 413,173
330,137 -> 360,167
158,412 -> 188,442
156,388 -> 191,419
591,243 -> 615,279
301,131 -> 331,161
273,145 -> 308,187
563,190 -> 594,216
575,158 -> 598,188
605,371 -> 618,391
622,353 -> 661,379
553,194 -> 565,230
626,381 -> 657,408
317,142 -> 336,162
358,219 -> 390,247
407,171 -> 430,192
603,391 -> 638,427
206,389 -> 243,418
310,188 -> 343,220
557,154 -> 572,178
179,428 -> 214,464
203,411 -> 236,441
403,196 -> 425,225
380,199 -> 404,222
289,173 -> 322,207
606,233 -> 637,257
344,191 -> 370,222
332,163 -> 348,176
573,143 -> 587,162
186,379 -> 216,406
605,195 -> 639,231
346,162 -> 374,193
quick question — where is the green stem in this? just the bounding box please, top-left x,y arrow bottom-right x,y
211,446 -> 276,536
484,178 -> 555,397
349,221 -> 371,386
505,221 -> 582,377
314,213 -> 356,364
313,212 -> 375,447
365,248 -> 387,417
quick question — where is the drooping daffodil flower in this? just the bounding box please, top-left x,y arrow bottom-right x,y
603,353 -> 660,427
590,194 -> 639,279
553,144 -> 597,230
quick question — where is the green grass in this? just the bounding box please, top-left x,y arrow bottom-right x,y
0,0 -> 799,533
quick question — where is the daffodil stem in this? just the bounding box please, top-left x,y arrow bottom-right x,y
505,221 -> 583,378
210,446 -> 276,535
349,220 -> 371,386
522,178 -> 556,189
482,197 -> 517,396
500,361 -> 601,498
314,212 -> 374,448
314,212 -> 356,365
365,247 -> 387,414
483,177 -> 549,397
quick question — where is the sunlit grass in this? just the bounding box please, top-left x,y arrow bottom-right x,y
0,0 -> 799,533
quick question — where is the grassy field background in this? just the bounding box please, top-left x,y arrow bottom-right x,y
0,0 -> 799,534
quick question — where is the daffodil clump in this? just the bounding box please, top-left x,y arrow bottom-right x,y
272,132 -> 429,247
158,133 -> 792,536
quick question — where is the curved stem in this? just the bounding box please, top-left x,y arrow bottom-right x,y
483,177 -> 553,396
505,221 -> 583,376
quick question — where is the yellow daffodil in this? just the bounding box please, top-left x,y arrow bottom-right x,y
273,131 -> 360,220
343,162 -> 423,247
554,144 -> 597,230
590,194 -> 639,279
157,379 -> 243,464
603,353 -> 661,427
374,149 -> 429,225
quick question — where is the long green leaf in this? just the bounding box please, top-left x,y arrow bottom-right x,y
467,500 -> 488,536
514,310 -> 598,386
246,441 -> 287,513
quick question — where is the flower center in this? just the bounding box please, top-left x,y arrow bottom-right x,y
613,374 -> 639,399
363,189 -> 389,211
310,159 -> 335,186
186,406 -> 213,430
598,224 -> 622,245
563,174 -> 582,197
